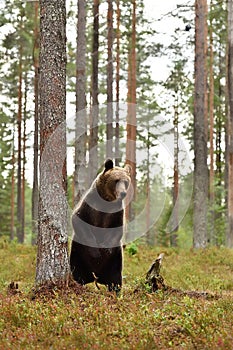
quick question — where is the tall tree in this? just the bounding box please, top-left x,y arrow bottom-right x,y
106,0 -> 114,159
208,8 -> 215,242
32,0 -> 39,245
193,0 -> 208,248
126,0 -> 137,221
115,0 -> 120,166
227,0 -> 233,247
36,0 -> 69,286
74,0 -> 87,203
89,0 -> 99,182
16,15 -> 23,243
171,90 -> 179,246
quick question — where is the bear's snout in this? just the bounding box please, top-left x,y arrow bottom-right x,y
115,180 -> 128,200
120,191 -> 127,199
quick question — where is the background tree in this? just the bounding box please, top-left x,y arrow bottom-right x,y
89,0 -> 99,182
74,0 -> 87,203
106,0 -> 114,159
193,0 -> 208,248
32,0 -> 39,245
126,0 -> 137,221
227,0 -> 233,247
35,0 -> 70,286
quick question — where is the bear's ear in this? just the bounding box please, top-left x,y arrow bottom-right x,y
124,163 -> 132,177
104,158 -> 114,172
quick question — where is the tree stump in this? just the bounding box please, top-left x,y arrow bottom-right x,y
145,253 -> 165,292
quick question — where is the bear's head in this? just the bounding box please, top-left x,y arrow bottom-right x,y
96,159 -> 132,202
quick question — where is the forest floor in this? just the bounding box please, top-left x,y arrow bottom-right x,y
0,240 -> 233,349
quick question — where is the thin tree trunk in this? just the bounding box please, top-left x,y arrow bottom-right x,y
106,0 -> 114,159
227,0 -> 233,247
146,133 -> 151,243
209,20 -> 215,244
193,0 -> 208,248
17,37 -> 23,244
74,0 -> 87,204
36,0 -> 69,286
89,0 -> 99,183
126,0 -> 137,221
32,0 -> 39,245
115,0 -> 120,166
171,92 -> 179,247
10,131 -> 15,241
22,73 -> 28,243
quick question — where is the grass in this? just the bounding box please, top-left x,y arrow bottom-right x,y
0,239 -> 233,349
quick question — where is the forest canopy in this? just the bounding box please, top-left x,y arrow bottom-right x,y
0,0 -> 232,251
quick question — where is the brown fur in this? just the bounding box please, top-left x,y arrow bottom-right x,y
70,159 -> 131,292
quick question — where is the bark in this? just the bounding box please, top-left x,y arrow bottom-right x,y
209,21 -> 215,243
126,0 -> 137,221
193,0 -> 208,248
36,0 -> 69,286
22,74 -> 28,243
115,0 -> 120,166
227,0 -> 233,247
89,0 -> 99,183
10,132 -> 15,241
16,35 -> 23,244
32,0 -> 39,245
145,134 -> 151,243
171,93 -> 179,246
74,0 -> 87,204
106,0 -> 114,159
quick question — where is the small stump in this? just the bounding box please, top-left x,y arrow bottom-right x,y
145,253 -> 165,292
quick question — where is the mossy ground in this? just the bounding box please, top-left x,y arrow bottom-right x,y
0,240 -> 233,349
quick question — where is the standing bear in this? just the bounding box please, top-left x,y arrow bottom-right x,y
70,159 -> 131,292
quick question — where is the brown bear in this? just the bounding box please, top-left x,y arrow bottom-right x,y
70,159 -> 131,293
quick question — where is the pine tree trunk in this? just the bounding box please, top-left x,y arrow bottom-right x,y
171,93 -> 179,246
209,19 -> 215,244
10,132 -> 15,241
126,0 -> 137,221
36,0 -> 70,286
22,73 -> 28,242
89,0 -> 99,183
106,0 -> 114,159
17,38 -> 23,244
193,0 -> 208,248
32,0 -> 39,245
227,0 -> 233,247
74,0 -> 87,204
115,0 -> 120,166
146,134 -> 151,243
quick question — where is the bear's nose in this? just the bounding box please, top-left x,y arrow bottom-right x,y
120,192 -> 126,199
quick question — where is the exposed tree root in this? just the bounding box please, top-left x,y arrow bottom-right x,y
30,275 -> 84,300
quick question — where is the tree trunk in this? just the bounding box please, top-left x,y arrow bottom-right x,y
16,36 -> 23,244
89,0 -> 99,183
10,132 -> 15,241
36,0 -> 69,286
193,0 -> 208,248
209,19 -> 215,244
227,0 -> 233,247
32,0 -> 39,245
115,0 -> 120,166
106,0 -> 114,159
126,0 -> 137,221
22,73 -> 28,242
171,93 -> 179,247
74,0 -> 87,204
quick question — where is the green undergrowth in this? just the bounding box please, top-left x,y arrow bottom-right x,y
0,240 -> 233,349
